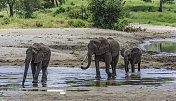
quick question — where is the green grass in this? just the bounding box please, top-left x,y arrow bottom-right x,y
0,0 -> 176,28
125,0 -> 176,26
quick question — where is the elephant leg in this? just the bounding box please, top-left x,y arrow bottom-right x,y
41,67 -> 47,84
105,60 -> 111,78
111,56 -> 119,77
41,61 -> 49,83
31,61 -> 36,79
33,62 -> 42,83
131,61 -> 135,72
95,56 -> 101,78
125,61 -> 129,73
138,62 -> 141,72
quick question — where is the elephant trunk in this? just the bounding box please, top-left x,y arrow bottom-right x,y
22,53 -> 32,86
81,53 -> 92,70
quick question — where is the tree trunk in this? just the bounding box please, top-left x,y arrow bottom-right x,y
159,0 -> 163,12
9,4 -> 13,17
51,0 -> 55,7
55,0 -> 58,7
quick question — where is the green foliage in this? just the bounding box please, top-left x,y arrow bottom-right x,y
1,17 -> 11,25
128,6 -> 158,12
163,0 -> 175,4
35,21 -> 43,27
68,9 -> 81,19
142,0 -> 152,2
53,7 -> 65,16
113,19 -> 128,31
68,19 -> 86,27
16,0 -> 43,18
88,0 -> 127,30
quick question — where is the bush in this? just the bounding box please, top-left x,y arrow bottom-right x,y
142,0 -> 152,2
113,19 -> 128,31
53,7 -> 65,16
35,21 -> 43,27
128,6 -> 158,12
68,9 -> 81,19
68,19 -> 86,28
88,0 -> 127,30
1,17 -> 11,25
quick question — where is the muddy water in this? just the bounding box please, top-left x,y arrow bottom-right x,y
140,38 -> 176,56
0,66 -> 176,91
144,42 -> 176,53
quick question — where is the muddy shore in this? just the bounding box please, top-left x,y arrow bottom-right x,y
0,23 -> 176,68
1,24 -> 176,101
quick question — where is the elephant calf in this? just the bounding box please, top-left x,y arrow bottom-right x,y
121,47 -> 142,73
81,37 -> 120,78
22,43 -> 51,86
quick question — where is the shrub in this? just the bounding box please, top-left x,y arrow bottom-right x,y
53,7 -> 65,16
68,19 -> 86,28
88,0 -> 127,30
35,21 -> 43,27
128,6 -> 158,12
1,17 -> 11,25
68,9 -> 81,19
113,19 -> 128,31
142,0 -> 152,2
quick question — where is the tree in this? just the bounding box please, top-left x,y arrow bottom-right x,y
0,0 -> 16,17
159,0 -> 163,12
17,0 -> 43,18
89,0 -> 127,30
43,0 -> 65,8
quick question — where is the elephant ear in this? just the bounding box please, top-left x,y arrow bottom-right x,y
121,48 -> 126,57
96,37 -> 109,55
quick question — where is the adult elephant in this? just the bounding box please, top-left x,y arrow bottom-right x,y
121,47 -> 142,73
22,43 -> 51,86
81,37 -> 120,78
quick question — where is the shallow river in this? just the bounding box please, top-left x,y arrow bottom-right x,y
0,66 -> 176,91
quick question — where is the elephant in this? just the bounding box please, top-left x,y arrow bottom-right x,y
121,47 -> 142,73
81,37 -> 120,78
22,43 -> 51,86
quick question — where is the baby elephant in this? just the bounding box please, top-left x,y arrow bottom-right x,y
121,47 -> 142,73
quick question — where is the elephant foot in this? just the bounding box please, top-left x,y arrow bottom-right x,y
32,80 -> 38,83
95,75 -> 101,79
111,74 -> 116,78
107,73 -> 112,78
41,80 -> 47,84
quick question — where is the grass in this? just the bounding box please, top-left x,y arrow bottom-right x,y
125,0 -> 176,26
0,0 -> 176,28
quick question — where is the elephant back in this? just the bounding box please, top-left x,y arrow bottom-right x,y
108,38 -> 120,57
34,43 -> 51,63
131,48 -> 142,63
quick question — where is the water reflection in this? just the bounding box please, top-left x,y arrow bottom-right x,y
0,66 -> 176,91
124,73 -> 141,85
144,42 -> 176,53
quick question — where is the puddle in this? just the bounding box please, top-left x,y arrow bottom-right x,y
0,66 -> 176,91
140,38 -> 176,56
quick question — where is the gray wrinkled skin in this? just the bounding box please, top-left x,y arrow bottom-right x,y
81,37 -> 120,79
121,47 -> 142,73
22,43 -> 51,87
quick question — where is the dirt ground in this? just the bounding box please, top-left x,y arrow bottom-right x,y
1,23 -> 176,100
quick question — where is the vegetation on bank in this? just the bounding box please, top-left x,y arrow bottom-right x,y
0,0 -> 176,29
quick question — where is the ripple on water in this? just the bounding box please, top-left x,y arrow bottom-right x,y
0,66 -> 176,91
